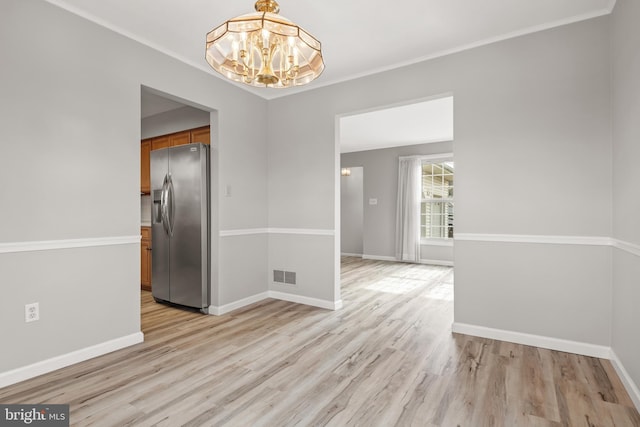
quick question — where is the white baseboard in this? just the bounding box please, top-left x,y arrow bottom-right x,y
1,289 -> 340,387
451,322 -> 611,359
208,292 -> 269,315
270,291 -> 342,310
362,254 -> 453,266
453,323 -> 640,410
0,332 -> 143,389
362,254 -> 396,261
420,259 -> 454,267
209,291 -> 342,315
610,349 -> 640,412
341,252 -> 363,257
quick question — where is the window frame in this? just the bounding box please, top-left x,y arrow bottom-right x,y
417,153 -> 454,246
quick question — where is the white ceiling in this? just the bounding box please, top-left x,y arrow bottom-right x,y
340,97 -> 454,153
141,90 -> 188,119
45,0 -> 614,101
61,0 -> 613,152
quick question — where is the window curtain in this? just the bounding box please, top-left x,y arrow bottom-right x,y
395,157 -> 422,262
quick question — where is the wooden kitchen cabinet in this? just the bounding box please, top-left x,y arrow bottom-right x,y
151,135 -> 170,151
141,139 -> 151,194
148,127 -> 210,151
169,130 -> 191,147
150,130 -> 194,150
141,227 -> 152,291
190,126 -> 210,145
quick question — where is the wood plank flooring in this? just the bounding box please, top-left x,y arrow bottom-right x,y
1,256 -> 639,426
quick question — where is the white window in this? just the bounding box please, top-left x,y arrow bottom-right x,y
421,159 -> 454,241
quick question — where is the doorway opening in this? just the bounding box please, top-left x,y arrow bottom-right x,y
340,166 -> 364,257
139,86 -> 217,325
337,95 -> 454,307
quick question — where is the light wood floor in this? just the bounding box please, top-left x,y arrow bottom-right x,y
1,257 -> 639,426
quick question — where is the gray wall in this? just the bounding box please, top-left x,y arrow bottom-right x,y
451,17 -> 612,346
3,0 -> 638,401
340,167 -> 363,255
141,105 -> 210,139
266,93 -> 339,303
0,0 -> 268,373
268,16 -> 612,346
611,0 -> 640,395
341,142 -> 453,264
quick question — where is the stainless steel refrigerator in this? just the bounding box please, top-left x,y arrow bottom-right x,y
151,143 -> 210,313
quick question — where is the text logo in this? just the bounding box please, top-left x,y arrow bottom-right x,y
0,405 -> 69,426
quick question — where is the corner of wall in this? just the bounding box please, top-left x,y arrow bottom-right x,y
610,349 -> 640,412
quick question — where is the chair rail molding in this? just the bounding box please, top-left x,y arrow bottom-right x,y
455,234 -> 640,258
454,233 -> 612,246
0,236 -> 141,254
220,228 -> 334,237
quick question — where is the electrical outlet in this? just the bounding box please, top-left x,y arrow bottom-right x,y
25,302 -> 39,323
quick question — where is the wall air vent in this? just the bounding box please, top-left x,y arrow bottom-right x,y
273,270 -> 296,285
284,271 -> 296,285
273,270 -> 285,283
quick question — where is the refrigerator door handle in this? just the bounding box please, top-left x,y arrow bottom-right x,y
160,174 -> 171,236
166,174 -> 175,236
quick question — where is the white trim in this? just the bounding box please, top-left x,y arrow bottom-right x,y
420,239 -> 454,247
266,9 -> 614,101
363,254 -> 453,266
269,291 -> 343,310
610,349 -> 640,412
337,94 -> 453,124
208,292 -> 269,315
268,228 -> 335,236
341,253 -> 363,257
220,228 -> 335,237
42,0 -> 231,91
0,236 -> 141,254
454,233 -> 612,246
362,254 -> 397,262
451,323 -> 610,359
219,228 -> 269,237
334,119 -> 343,310
420,259 -> 454,267
449,234 -> 640,257
399,152 -> 453,161
0,332 -> 143,388
42,1 -> 614,102
269,8 -> 615,100
341,138 -> 453,154
209,291 -> 342,315
612,239 -> 640,258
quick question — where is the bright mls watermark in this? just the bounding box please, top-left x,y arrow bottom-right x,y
0,405 -> 69,426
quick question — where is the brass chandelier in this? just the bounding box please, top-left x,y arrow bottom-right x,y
205,0 -> 324,88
